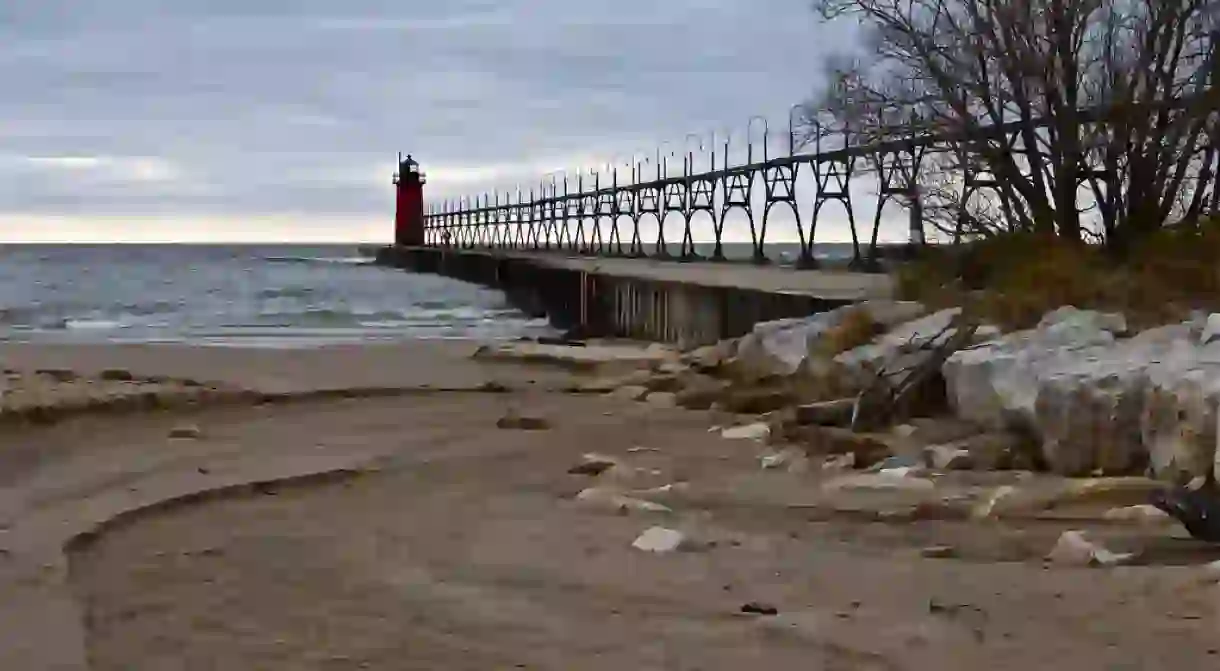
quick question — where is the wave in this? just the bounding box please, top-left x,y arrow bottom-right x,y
257,286 -> 318,300
263,255 -> 373,266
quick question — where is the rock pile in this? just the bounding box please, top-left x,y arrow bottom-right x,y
563,301 -> 1220,484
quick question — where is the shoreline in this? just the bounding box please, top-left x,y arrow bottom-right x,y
0,340 -> 1217,669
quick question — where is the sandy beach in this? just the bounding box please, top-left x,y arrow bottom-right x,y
0,340 -> 1217,670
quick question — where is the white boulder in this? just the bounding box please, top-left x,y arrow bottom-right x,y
730,301 -> 926,380
944,307 -> 1220,479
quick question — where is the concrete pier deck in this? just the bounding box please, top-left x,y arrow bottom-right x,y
376,246 -> 895,345
446,249 -> 895,301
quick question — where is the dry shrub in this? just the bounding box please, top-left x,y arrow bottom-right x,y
897,224 -> 1220,331
813,306 -> 882,358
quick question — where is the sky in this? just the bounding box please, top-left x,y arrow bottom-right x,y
0,0 -> 876,243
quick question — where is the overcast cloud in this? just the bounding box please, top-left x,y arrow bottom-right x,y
0,1 -> 858,242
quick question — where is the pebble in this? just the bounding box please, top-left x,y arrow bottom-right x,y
720,423 -> 770,441
760,448 -> 804,470
645,392 -> 678,408
631,526 -> 686,553
971,485 -> 1016,520
495,413 -> 550,431
168,424 -> 202,439
1046,530 -> 1135,567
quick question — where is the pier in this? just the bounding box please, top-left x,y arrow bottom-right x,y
376,245 -> 891,345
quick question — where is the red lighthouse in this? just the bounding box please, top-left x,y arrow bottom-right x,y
393,154 -> 426,246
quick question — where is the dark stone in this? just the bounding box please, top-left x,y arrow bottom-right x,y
740,602 -> 779,616
793,398 -> 856,427
719,387 -> 796,415
496,414 -> 551,431
100,368 -> 136,382
1149,483 -> 1220,543
673,376 -> 730,410
787,425 -> 894,469
567,458 -> 616,476
477,381 -> 511,393
36,369 -> 78,383
537,336 -> 585,347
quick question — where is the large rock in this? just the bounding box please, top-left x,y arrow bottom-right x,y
942,307 -> 1220,479
834,308 -> 964,378
1140,345 -> 1220,483
727,301 -> 926,382
943,307 -> 1128,430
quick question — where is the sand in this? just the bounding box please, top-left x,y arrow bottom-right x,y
0,341 -> 1217,670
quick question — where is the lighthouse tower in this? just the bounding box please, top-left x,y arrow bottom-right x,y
393,154 -> 426,246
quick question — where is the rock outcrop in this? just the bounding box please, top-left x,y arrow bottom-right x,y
944,307 -> 1220,479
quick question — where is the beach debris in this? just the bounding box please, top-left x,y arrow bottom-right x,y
739,602 -> 779,616
476,380 -> 510,393
631,526 -> 687,553
794,398 -> 856,427
760,447 -> 808,472
100,368 -> 136,382
924,444 -> 974,471
720,422 -> 771,442
637,482 -> 688,496
575,487 -> 671,514
824,472 -> 935,493
168,424 -> 202,440
646,391 -> 678,408
920,545 -> 957,559
609,385 -> 650,401
821,453 -> 856,472
1102,504 -> 1172,525
495,410 -> 550,431
673,375 -> 730,410
35,369 -> 78,383
1149,482 -> 1220,542
1046,530 -> 1135,567
567,453 -> 620,477
867,454 -> 922,472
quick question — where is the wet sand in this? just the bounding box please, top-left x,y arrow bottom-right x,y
0,342 -> 1217,670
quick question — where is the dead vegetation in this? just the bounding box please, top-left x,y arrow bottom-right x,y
896,224 -> 1220,331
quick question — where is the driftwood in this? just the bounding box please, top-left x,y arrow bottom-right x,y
850,319 -> 981,432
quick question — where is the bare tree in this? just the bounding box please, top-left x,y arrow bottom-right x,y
801,0 -> 1220,252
